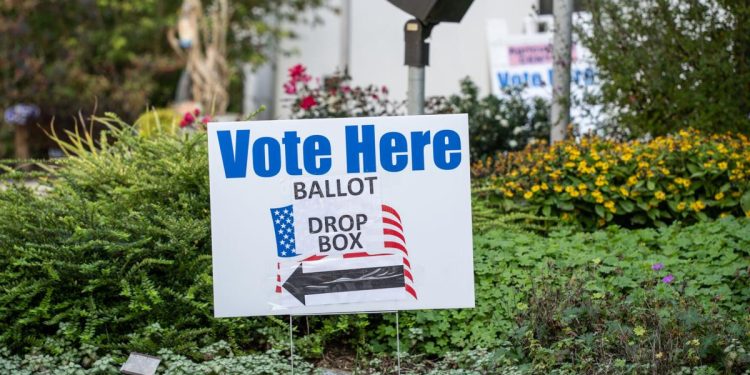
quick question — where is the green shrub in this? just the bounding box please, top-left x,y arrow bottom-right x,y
388,217 -> 750,363
426,78 -> 550,160
0,115 -> 283,357
579,0 -> 750,137
473,129 -> 750,229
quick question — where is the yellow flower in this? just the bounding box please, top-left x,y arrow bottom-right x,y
619,187 -> 629,197
677,202 -> 687,212
655,191 -> 666,201
674,177 -> 691,188
690,200 -> 706,212
541,182 -> 549,191
689,339 -> 700,347
715,192 -> 724,200
504,190 -> 514,198
627,176 -> 638,186
595,175 -> 608,187
718,161 -> 728,170
634,326 -> 646,337
553,184 -> 563,193
656,352 -> 664,359
578,183 -> 587,191
524,191 -> 534,200
604,201 -> 616,213
622,153 -> 633,162
564,162 -> 576,169
531,185 -> 541,193
592,190 -> 605,204
570,190 -> 580,198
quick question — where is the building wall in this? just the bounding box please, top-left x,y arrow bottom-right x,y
268,0 -> 537,118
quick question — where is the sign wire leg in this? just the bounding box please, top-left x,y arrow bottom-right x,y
396,310 -> 401,375
289,315 -> 294,374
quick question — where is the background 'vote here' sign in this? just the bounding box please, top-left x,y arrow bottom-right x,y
208,114 -> 474,317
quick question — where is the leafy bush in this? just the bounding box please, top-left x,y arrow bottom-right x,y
283,66 -> 550,161
426,78 -> 549,160
0,1 -> 326,120
390,217 -> 750,358
0,115 -> 285,357
283,64 -> 402,118
473,129 -> 750,229
579,0 -> 750,137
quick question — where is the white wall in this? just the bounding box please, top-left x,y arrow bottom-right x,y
272,0 -> 537,118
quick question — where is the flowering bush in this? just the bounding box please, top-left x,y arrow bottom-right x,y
426,78 -> 550,160
283,64 -> 401,118
473,129 -> 750,229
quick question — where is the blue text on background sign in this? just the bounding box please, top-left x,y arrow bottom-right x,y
216,125 -> 462,178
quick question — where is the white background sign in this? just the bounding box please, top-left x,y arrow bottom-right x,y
208,114 -> 474,317
486,18 -> 600,132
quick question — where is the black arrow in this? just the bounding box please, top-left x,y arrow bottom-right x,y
282,264 -> 405,305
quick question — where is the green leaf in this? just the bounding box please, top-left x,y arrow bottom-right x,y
558,201 -> 575,211
741,191 -> 750,213
617,200 -> 635,213
595,204 -> 605,218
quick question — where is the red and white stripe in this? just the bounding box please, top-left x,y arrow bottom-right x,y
381,204 -> 417,299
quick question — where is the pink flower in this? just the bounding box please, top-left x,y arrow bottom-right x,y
193,108 -> 200,116
381,85 -> 389,94
283,82 -> 297,95
201,116 -> 212,124
341,85 -> 351,93
179,119 -> 189,128
289,64 -> 306,81
183,112 -> 195,123
662,274 -> 674,284
371,94 -> 379,100
299,95 -> 317,110
651,263 -> 664,271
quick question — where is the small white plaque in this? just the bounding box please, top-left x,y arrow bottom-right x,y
120,352 -> 160,375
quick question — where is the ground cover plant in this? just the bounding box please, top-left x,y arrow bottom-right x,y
473,129 -> 750,230
0,116 -> 748,373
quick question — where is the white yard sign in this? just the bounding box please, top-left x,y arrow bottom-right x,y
208,114 -> 474,317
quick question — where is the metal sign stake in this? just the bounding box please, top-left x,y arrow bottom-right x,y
289,315 -> 295,374
396,310 -> 401,375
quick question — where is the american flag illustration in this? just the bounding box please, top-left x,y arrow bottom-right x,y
270,204 -> 417,300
